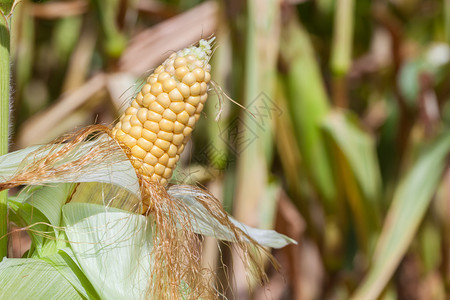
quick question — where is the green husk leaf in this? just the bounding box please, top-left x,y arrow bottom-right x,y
0,257 -> 82,299
168,186 -> 297,248
63,202 -> 152,299
0,137 -> 140,197
42,249 -> 100,299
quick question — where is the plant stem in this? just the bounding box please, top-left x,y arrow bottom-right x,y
0,11 -> 10,259
330,0 -> 354,107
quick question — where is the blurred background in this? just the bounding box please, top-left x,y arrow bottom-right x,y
7,0 -> 450,299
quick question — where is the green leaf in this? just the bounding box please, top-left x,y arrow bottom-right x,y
0,257 -> 82,299
168,186 -> 297,248
0,137 -> 140,197
63,202 -> 152,299
280,16 -> 335,207
16,183 -> 74,228
43,249 -> 100,299
352,132 -> 450,300
8,199 -> 52,257
322,110 -> 381,250
323,111 -> 381,203
8,184 -> 74,257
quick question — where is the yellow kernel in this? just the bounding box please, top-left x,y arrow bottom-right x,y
204,72 -> 211,83
130,115 -> 141,126
182,73 -> 196,86
150,146 -> 164,158
168,88 -> 184,102
160,178 -> 168,186
132,159 -> 143,169
172,133 -> 184,145
205,64 -> 211,72
177,83 -> 190,98
155,139 -> 171,151
137,108 -> 148,123
159,153 -> 169,166
190,82 -> 201,96
177,144 -> 185,154
186,96 -> 200,106
200,94 -> 208,104
142,84 -> 151,94
165,65 -> 175,75
123,115 -> 131,122
185,103 -> 196,115
169,102 -> 185,114
151,83 -> 163,96
156,93 -> 171,108
177,111 -> 189,124
149,101 -> 164,114
163,168 -> 172,179
126,106 -> 138,115
195,113 -> 200,122
164,58 -> 176,67
136,92 -> 144,102
158,72 -> 170,82
167,157 -> 177,168
131,99 -> 140,108
114,129 -> 125,138
195,103 -> 204,114
144,120 -> 160,133
155,65 -> 164,73
144,153 -> 158,165
151,174 -> 162,182
142,163 -> 154,175
159,118 -> 174,132
162,109 -> 177,121
174,57 -> 187,68
131,145 -> 146,159
147,74 -> 157,84
200,82 -> 208,94
175,66 -> 190,81
142,128 -> 157,142
137,138 -> 153,152
192,68 -> 205,81
121,121 -> 131,133
147,110 -> 162,122
123,135 -> 137,148
129,126 -> 142,139
194,60 -> 204,68
154,163 -> 165,176
187,116 -> 196,128
173,121 -> 184,133
157,130 -> 173,142
163,78 -> 177,92
142,93 -> 156,107
183,126 -> 193,137
167,144 -> 177,157
186,55 -> 196,64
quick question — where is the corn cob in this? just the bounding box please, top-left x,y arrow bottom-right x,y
111,39 -> 214,186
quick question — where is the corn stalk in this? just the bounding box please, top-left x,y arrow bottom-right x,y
0,1 -> 12,259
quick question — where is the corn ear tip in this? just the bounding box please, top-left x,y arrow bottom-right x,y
179,37 -> 216,60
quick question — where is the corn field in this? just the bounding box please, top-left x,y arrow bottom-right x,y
1,0 -> 450,299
